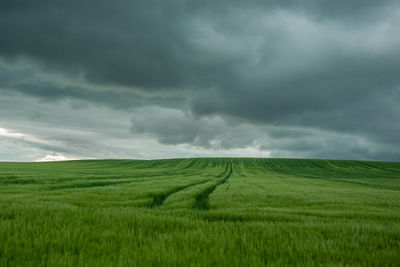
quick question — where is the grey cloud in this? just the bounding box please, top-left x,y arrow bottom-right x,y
263,128 -> 400,161
1,0 -> 400,161
191,10 -> 400,148
13,81 -> 185,110
1,0 -> 193,89
0,94 -> 147,160
1,0 -> 398,90
130,107 -> 265,149
130,107 -> 400,161
0,63 -> 186,110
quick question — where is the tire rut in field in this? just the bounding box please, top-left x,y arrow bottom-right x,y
48,180 -> 133,190
193,161 -> 233,211
147,161 -> 231,208
264,158 -> 317,178
355,161 -> 400,174
148,161 -> 231,208
148,176 -> 218,208
263,158 -> 291,175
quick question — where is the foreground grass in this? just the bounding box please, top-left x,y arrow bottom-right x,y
0,158 -> 399,266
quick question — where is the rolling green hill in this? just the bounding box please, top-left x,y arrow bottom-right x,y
1,158 -> 399,266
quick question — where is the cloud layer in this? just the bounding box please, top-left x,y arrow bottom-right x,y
1,0 -> 399,161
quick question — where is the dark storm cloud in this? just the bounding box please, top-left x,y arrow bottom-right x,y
1,0 -> 192,89
1,0 -> 398,89
11,81 -> 185,110
0,64 -> 185,110
1,0 -> 400,160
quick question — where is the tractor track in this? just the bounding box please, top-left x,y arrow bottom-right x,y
193,161 -> 233,210
147,162 -> 229,208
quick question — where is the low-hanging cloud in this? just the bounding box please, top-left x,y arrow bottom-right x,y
130,107 -> 400,161
130,107 -> 266,149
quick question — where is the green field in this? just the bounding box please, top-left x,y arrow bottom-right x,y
0,158 -> 399,266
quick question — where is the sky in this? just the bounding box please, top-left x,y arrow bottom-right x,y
1,0 -> 400,161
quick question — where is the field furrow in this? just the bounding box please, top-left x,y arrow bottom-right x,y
148,176 -> 218,208
193,161 -> 233,210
